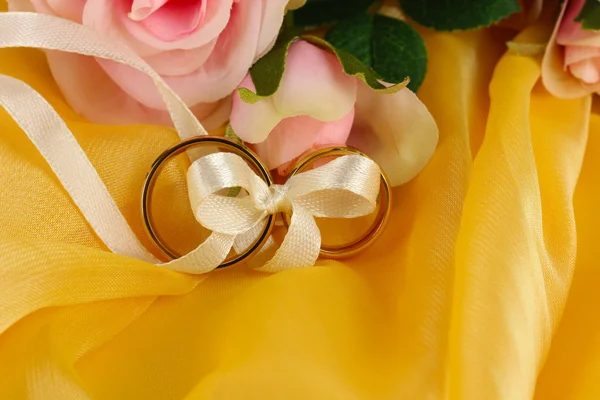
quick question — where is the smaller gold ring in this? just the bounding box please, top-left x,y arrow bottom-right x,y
141,136 -> 275,267
286,146 -> 392,259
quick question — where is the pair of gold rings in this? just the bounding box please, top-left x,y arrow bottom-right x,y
141,136 -> 392,267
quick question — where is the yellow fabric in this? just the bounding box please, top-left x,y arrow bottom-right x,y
0,7 -> 598,400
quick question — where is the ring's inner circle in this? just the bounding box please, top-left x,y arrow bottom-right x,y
149,147 -> 211,257
142,137 -> 273,265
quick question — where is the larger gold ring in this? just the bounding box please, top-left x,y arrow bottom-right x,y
286,146 -> 392,258
141,136 -> 275,267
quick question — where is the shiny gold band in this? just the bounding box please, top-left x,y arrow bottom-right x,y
141,136 -> 275,267
286,146 -> 392,258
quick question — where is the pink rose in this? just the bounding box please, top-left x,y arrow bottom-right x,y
230,40 -> 439,186
9,0 -> 298,129
542,0 -> 600,97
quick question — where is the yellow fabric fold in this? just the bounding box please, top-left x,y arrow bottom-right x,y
0,6 -> 598,400
534,114 -> 600,399
449,44 -> 590,399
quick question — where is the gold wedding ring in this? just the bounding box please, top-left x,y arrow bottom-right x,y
141,136 -> 275,267
286,146 -> 392,258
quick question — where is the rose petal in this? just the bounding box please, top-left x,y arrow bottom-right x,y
273,41 -> 357,122
541,0 -> 595,98
45,50 -> 228,130
255,0 -> 289,58
314,107 -> 354,146
122,0 -> 233,50
83,0 -> 160,57
230,75 -> 284,144
144,41 -> 217,76
191,95 -> 232,132
569,58 -> 600,84
28,0 -> 86,21
182,0 -> 261,100
555,0 -> 600,47
129,0 -> 170,21
135,0 -> 207,42
348,84 -> 438,187
564,45 -> 600,65
253,108 -> 355,169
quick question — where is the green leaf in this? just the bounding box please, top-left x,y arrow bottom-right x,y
237,38 -> 295,104
325,13 -> 427,91
227,186 -> 242,198
397,0 -> 521,31
575,0 -> 600,30
325,13 -> 374,66
238,35 -> 408,104
224,124 -> 243,144
292,0 -> 378,28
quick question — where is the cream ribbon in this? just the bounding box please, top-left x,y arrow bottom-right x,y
187,152 -> 381,272
0,12 -> 383,273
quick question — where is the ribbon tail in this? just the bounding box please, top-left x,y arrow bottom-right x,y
161,232 -> 236,274
0,73 -> 159,264
255,204 -> 320,273
233,220 -> 280,270
233,221 -> 267,254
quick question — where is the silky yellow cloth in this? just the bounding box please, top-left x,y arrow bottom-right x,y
0,4 -> 597,400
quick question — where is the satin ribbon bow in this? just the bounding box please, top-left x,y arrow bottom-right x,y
186,151 -> 381,272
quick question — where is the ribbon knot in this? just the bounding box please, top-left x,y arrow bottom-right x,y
185,151 -> 382,272
257,184 -> 291,214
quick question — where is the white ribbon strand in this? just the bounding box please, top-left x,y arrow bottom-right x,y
0,74 -> 158,262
